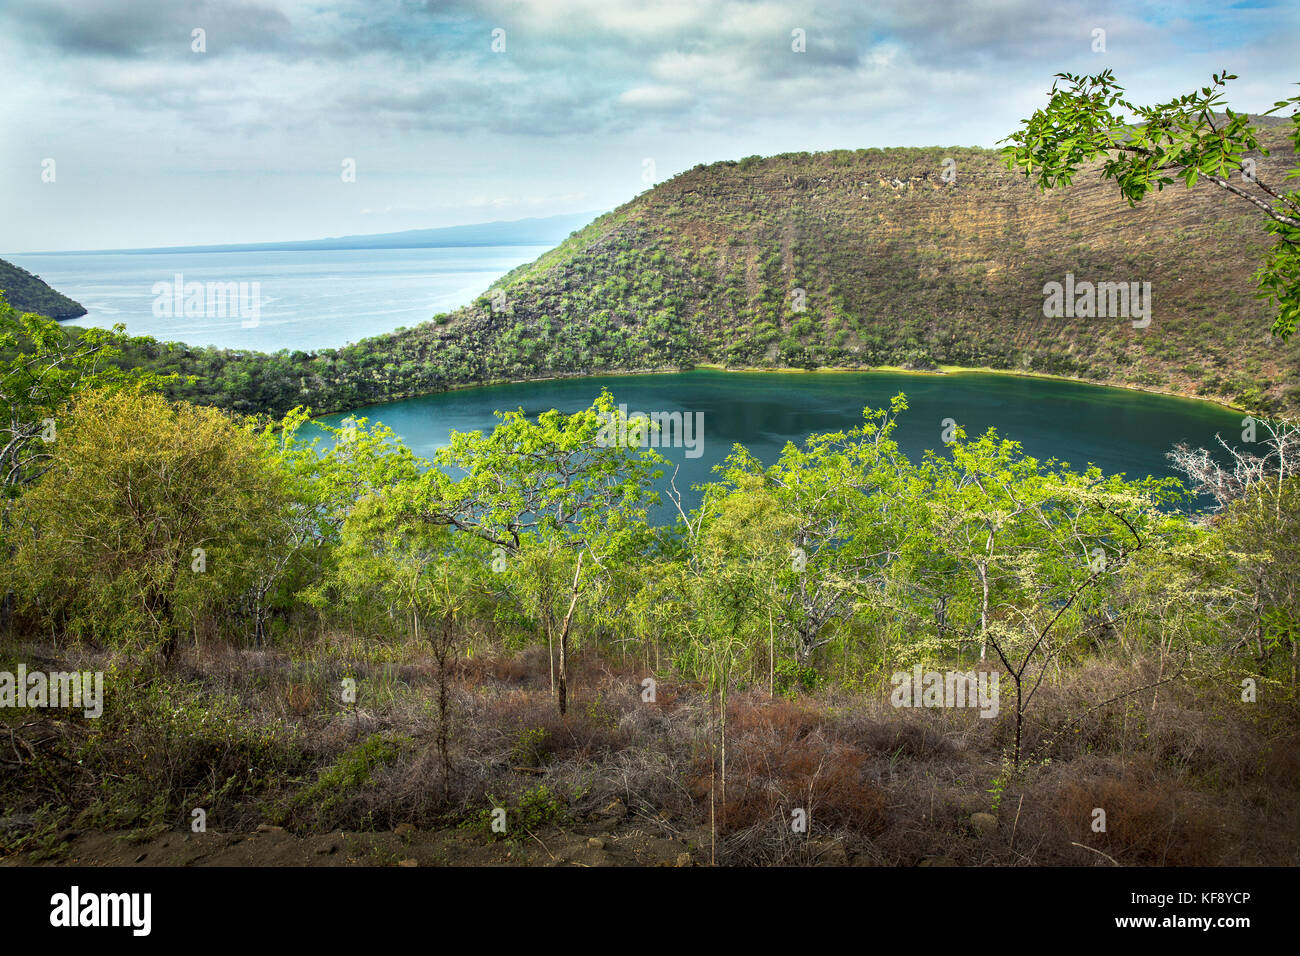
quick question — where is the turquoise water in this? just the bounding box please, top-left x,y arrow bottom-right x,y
320,369 -> 1244,520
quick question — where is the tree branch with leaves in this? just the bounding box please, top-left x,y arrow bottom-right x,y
1001,69 -> 1300,338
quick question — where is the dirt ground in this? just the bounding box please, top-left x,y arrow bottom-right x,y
12,827 -> 687,867
2,798 -> 721,867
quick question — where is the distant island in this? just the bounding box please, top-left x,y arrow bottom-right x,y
0,258 -> 86,319
18,212 -> 602,257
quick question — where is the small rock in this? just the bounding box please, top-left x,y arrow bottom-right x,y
397,858 -> 418,867
812,841 -> 848,865
395,823 -> 415,838
599,799 -> 628,823
675,852 -> 692,867
970,812 -> 998,835
587,837 -> 605,850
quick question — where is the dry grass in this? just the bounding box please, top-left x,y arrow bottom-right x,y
2,638 -> 1296,866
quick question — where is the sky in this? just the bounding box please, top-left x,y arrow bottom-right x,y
2,0 -> 1297,252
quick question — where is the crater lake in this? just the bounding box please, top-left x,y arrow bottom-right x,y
318,369 -> 1245,520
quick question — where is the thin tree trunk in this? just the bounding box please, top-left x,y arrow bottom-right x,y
438,615 -> 452,802
719,684 -> 727,808
1013,676 -> 1023,766
556,552 -> 584,716
769,610 -> 775,697
1291,633 -> 1297,696
978,562 -> 990,661
1152,631 -> 1168,713
709,729 -> 717,866
155,594 -> 177,662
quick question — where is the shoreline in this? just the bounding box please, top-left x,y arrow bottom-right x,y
690,362 -> 1248,414
325,361 -> 1248,420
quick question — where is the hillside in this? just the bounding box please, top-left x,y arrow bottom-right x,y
121,131 -> 1300,418
0,258 -> 86,320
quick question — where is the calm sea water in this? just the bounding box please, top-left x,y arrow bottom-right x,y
5,246 -> 552,351
319,369 -> 1243,520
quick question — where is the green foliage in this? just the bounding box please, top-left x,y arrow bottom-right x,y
0,804 -> 72,861
1,293 -> 169,514
288,734 -> 408,817
509,727 -> 550,768
11,671 -> 310,833
2,329 -> 1296,832
476,784 -> 571,841
774,659 -> 824,698
4,387 -> 288,655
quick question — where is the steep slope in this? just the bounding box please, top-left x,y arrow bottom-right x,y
0,258 -> 86,320
121,133 -> 1299,417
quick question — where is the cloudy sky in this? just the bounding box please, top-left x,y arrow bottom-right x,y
3,0 -> 1297,251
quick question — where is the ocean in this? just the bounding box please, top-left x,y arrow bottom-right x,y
5,245 -> 553,352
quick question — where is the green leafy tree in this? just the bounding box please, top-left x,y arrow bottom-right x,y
272,409 -> 426,640
704,395 -> 914,671
1216,476 -> 1300,686
386,389 -> 665,713
332,489 -> 492,796
645,485 -> 776,862
906,423 -> 1174,764
0,294 -> 168,633
6,388 -> 286,658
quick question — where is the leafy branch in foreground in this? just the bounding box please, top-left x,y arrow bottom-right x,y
1001,69 -> 1300,339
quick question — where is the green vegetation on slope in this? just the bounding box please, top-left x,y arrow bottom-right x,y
0,258 -> 86,320
105,131 -> 1300,419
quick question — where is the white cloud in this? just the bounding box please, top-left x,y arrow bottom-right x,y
1,0 -> 1296,249
618,85 -> 692,108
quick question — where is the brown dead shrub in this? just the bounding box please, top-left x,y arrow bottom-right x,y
282,681 -> 320,717
1040,760 -> 1222,865
685,695 -> 888,853
1263,733 -> 1300,789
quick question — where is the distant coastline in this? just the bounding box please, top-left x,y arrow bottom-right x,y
12,211 -> 603,257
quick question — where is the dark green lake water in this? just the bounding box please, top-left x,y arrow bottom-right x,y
321,370 -> 1244,520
